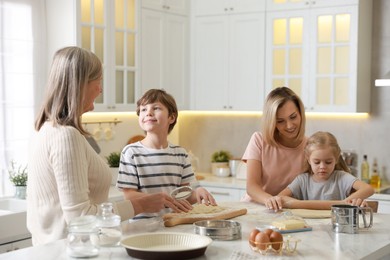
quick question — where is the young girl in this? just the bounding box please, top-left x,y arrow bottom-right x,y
278,131 -> 374,209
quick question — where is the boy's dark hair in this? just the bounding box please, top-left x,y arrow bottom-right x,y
136,89 -> 178,133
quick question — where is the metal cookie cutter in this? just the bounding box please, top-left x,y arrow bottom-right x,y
170,186 -> 193,200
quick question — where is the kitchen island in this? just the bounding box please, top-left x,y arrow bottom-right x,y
0,202 -> 389,260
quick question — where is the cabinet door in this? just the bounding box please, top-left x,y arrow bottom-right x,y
163,14 -> 189,109
193,16 -> 229,110
265,10 -> 310,107
141,9 -> 164,95
228,13 -> 265,111
80,0 -> 138,112
141,10 -> 189,109
308,6 -> 357,112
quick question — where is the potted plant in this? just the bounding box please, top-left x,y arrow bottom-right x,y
106,152 -> 121,185
211,150 -> 231,175
8,160 -> 28,199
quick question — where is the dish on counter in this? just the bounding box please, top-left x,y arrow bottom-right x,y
194,220 -> 241,240
257,224 -> 312,234
120,232 -> 212,260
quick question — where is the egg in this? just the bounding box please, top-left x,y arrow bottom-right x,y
255,232 -> 270,251
249,229 -> 260,246
269,231 -> 283,250
263,228 -> 274,237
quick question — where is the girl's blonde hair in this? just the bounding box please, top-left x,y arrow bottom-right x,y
262,87 -> 306,146
35,46 -> 102,135
303,131 -> 350,174
136,89 -> 178,133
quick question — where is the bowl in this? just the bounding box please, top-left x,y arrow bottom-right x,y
121,232 -> 212,260
194,220 -> 241,240
215,167 -> 230,177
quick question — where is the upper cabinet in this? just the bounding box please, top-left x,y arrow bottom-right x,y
191,0 -> 266,111
142,0 -> 190,15
265,0 -> 360,11
193,0 -> 265,16
141,0 -> 190,109
265,0 -> 372,112
79,0 -> 138,112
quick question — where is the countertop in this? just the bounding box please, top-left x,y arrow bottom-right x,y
1,202 -> 389,260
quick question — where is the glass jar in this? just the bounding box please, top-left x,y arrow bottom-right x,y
67,215 -> 100,258
96,202 -> 122,246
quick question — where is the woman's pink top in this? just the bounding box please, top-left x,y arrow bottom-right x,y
242,132 -> 307,201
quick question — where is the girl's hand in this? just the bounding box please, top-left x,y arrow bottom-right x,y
345,198 -> 368,207
195,187 -> 217,206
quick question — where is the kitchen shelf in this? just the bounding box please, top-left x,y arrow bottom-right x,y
82,118 -> 122,125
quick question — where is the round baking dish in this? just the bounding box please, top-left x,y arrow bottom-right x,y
193,220 -> 241,240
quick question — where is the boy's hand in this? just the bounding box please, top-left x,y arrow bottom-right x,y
195,187 -> 217,206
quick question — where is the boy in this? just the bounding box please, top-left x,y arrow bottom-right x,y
117,89 -> 217,219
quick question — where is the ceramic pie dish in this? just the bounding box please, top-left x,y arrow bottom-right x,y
120,232 -> 212,260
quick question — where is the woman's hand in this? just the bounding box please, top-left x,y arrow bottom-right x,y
264,196 -> 283,212
345,198 -> 368,207
195,187 -> 217,206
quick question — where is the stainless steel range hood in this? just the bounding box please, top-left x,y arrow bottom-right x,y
375,71 -> 390,87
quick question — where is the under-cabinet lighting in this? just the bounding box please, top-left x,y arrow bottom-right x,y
375,71 -> 390,87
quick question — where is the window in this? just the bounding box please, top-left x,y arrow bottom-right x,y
0,0 -> 45,196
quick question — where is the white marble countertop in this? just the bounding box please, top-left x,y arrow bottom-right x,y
1,202 -> 389,260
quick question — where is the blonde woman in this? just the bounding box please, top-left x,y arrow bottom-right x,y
278,131 -> 374,209
27,47 -> 177,246
242,87 -> 307,211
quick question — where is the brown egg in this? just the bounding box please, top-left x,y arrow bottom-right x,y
255,232 -> 270,251
249,229 -> 260,246
269,231 -> 283,250
263,228 -> 274,237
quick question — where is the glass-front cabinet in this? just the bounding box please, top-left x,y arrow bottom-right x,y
79,0 -> 138,111
265,0 -> 372,112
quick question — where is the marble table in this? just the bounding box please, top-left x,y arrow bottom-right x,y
0,202 -> 389,260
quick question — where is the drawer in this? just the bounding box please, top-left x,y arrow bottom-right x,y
204,186 -> 242,202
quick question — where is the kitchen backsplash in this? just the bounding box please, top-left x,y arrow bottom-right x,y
86,112 -> 389,185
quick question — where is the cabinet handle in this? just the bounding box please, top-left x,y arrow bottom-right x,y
305,1 -> 310,5
210,191 -> 230,196
230,7 -> 234,11
224,8 -> 228,12
228,106 -> 233,109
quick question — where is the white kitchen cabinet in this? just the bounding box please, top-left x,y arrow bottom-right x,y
142,0 -> 189,15
265,1 -> 372,112
193,0 -> 265,16
192,8 -> 265,111
78,0 -> 139,112
265,0 -> 359,11
0,238 -> 32,254
141,8 -> 189,109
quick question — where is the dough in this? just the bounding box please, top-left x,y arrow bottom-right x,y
287,209 -> 331,219
187,204 -> 225,214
